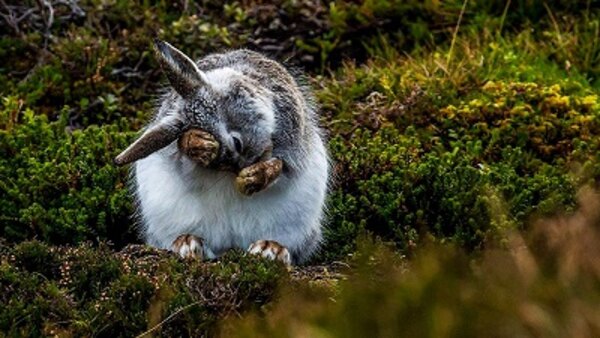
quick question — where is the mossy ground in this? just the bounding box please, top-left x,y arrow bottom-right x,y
1,0 -> 599,336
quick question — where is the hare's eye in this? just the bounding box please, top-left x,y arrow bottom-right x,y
232,135 -> 243,153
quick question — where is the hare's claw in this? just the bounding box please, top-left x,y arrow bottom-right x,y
178,129 -> 219,167
172,234 -> 204,259
248,240 -> 291,265
236,158 -> 283,195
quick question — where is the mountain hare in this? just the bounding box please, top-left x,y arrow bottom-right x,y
115,40 -> 329,265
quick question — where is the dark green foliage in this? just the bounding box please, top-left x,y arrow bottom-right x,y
314,34 -> 600,260
323,125 -> 577,261
0,97 -> 136,246
11,240 -> 61,278
0,241 -> 287,337
0,264 -> 76,337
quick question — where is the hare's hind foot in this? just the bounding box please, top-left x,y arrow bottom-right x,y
236,158 -> 283,196
248,240 -> 291,265
178,129 -> 219,167
172,234 -> 204,259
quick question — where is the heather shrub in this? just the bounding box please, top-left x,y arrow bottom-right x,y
1,0 -> 597,126
224,188 -> 600,338
0,242 -> 287,336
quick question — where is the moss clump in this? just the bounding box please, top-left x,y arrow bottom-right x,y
323,125 -> 576,261
225,189 -> 600,337
0,242 -> 288,337
313,33 -> 600,259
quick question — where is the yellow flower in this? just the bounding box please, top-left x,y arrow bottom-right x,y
581,95 -> 598,109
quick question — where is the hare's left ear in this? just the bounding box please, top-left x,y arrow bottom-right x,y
114,116 -> 186,166
153,39 -> 209,98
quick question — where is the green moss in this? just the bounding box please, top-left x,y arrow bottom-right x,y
330,133 -> 569,251
226,202 -> 600,337
0,97 -> 137,245
319,78 -> 593,260
0,242 -> 287,337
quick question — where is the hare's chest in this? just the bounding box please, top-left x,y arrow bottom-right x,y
135,153 -> 282,250
184,178 -> 286,252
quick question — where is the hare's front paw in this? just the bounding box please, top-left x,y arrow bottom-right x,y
178,129 -> 219,167
235,158 -> 283,195
247,240 -> 291,265
172,234 -> 204,259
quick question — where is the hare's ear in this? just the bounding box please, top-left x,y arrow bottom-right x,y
153,39 -> 209,98
114,117 -> 186,166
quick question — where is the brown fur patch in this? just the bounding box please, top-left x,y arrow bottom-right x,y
114,122 -> 184,166
178,129 -> 220,166
248,239 -> 291,265
171,234 -> 204,259
235,159 -> 283,195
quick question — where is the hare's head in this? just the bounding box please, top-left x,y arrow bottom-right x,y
115,40 -> 275,171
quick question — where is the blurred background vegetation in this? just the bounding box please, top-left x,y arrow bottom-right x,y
0,0 -> 599,336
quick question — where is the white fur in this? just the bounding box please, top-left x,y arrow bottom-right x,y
250,93 -> 276,134
204,67 -> 240,92
134,131 -> 328,263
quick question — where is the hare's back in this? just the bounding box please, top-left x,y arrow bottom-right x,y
196,50 -> 298,92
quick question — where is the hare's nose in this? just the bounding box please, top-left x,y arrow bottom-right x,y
220,147 -> 242,169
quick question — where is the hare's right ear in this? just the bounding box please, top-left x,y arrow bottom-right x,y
153,39 -> 209,98
114,116 -> 186,166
